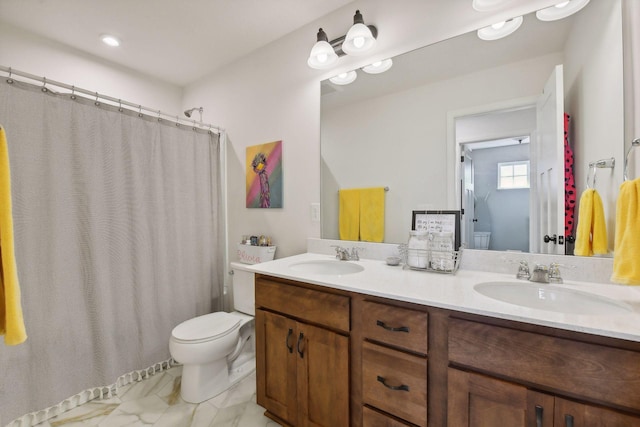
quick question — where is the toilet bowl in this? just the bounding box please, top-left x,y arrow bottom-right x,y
169,262 -> 256,403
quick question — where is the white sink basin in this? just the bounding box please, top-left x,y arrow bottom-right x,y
289,260 -> 364,276
474,281 -> 632,315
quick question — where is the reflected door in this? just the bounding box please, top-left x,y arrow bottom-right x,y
535,65 -> 565,255
461,149 -> 475,249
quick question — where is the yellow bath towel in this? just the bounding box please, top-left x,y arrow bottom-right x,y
339,189 -> 360,241
0,126 -> 27,345
359,187 -> 385,243
611,178 -> 640,285
574,189 -> 608,256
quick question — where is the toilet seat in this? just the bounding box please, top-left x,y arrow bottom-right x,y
171,312 -> 242,344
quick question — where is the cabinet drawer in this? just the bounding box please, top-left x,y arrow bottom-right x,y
449,318 -> 640,411
256,276 -> 350,332
362,341 -> 427,427
362,301 -> 428,354
363,406 -> 413,427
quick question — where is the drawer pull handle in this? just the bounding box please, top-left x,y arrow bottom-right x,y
285,328 -> 293,354
297,332 -> 304,358
535,405 -> 543,427
564,414 -> 574,427
376,320 -> 409,333
377,375 -> 409,392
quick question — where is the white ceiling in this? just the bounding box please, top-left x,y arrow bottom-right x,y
0,0 -> 355,86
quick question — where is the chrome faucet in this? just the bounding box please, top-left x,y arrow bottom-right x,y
332,245 -> 360,261
517,261 -> 563,284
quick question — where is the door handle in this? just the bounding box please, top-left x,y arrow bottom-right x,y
535,405 -> 544,427
296,332 -> 304,358
564,414 -> 574,427
285,328 -> 293,354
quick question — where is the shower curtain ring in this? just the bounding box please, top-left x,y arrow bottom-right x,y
118,99 -> 123,112
138,105 -> 143,117
70,85 -> 77,100
157,110 -> 162,122
6,67 -> 14,84
41,77 -> 48,92
175,116 -> 180,126
94,92 -> 101,107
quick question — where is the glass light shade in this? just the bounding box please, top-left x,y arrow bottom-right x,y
477,16 -> 523,41
307,40 -> 339,69
329,70 -> 357,85
362,58 -> 393,74
342,23 -> 376,56
536,0 -> 590,21
472,0 -> 513,12
100,34 -> 121,47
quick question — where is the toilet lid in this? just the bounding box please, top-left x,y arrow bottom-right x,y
171,312 -> 242,343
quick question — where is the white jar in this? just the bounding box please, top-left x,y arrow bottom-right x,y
407,230 -> 429,268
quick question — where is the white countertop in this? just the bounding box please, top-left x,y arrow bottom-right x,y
246,253 -> 640,342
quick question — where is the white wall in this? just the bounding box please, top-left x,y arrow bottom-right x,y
183,0 -> 562,258
564,0 -> 623,252
0,23 -> 182,113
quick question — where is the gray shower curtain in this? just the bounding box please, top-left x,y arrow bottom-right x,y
0,79 -> 224,423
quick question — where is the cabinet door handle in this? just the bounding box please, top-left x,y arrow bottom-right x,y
285,328 -> 293,354
297,332 -> 304,358
564,414 -> 574,427
376,320 -> 409,333
376,375 -> 409,392
535,405 -> 543,427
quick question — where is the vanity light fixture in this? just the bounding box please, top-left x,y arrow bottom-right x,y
100,34 -> 121,47
307,28 -> 339,69
307,10 -> 378,70
341,10 -> 377,56
329,70 -> 357,85
472,0 -> 514,12
362,58 -> 393,74
536,0 -> 590,21
477,16 -> 523,40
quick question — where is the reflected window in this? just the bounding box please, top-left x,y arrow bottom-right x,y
498,160 -> 530,189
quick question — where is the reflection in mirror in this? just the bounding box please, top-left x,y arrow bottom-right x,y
321,0 -> 624,255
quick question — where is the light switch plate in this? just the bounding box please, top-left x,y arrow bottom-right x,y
310,203 -> 320,222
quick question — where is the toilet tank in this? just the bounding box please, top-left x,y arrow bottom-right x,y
230,262 -> 255,316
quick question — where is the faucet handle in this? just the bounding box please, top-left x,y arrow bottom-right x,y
350,247 -> 361,261
331,245 -> 349,260
548,262 -> 563,284
516,260 -> 530,280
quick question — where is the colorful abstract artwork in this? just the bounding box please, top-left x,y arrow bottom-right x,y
246,140 -> 283,208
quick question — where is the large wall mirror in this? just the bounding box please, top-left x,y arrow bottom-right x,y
321,0 -> 625,255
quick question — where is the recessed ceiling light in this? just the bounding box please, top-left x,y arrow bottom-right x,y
329,70 -> 357,85
477,16 -> 523,40
362,59 -> 393,74
536,0 -> 590,21
100,34 -> 121,47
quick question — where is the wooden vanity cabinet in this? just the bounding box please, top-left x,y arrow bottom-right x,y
255,275 -> 350,427
447,317 -> 640,426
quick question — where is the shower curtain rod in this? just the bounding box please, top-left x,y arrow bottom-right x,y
0,65 -> 225,134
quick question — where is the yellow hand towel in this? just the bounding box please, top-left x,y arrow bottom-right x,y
0,126 -> 27,345
611,178 -> 640,285
359,187 -> 385,243
574,189 -> 608,256
339,189 -> 360,241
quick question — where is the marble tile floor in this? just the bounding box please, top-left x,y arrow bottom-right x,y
34,366 -> 281,427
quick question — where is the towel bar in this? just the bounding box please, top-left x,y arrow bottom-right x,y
586,157 -> 615,189
623,138 -> 640,181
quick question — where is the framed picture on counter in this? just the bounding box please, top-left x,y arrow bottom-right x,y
411,210 -> 461,250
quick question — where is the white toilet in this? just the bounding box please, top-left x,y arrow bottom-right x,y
169,262 -> 256,403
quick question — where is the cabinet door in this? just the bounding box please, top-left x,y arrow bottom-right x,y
256,309 -> 297,425
554,398 -> 640,427
297,322 -> 350,427
448,369 -> 554,427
